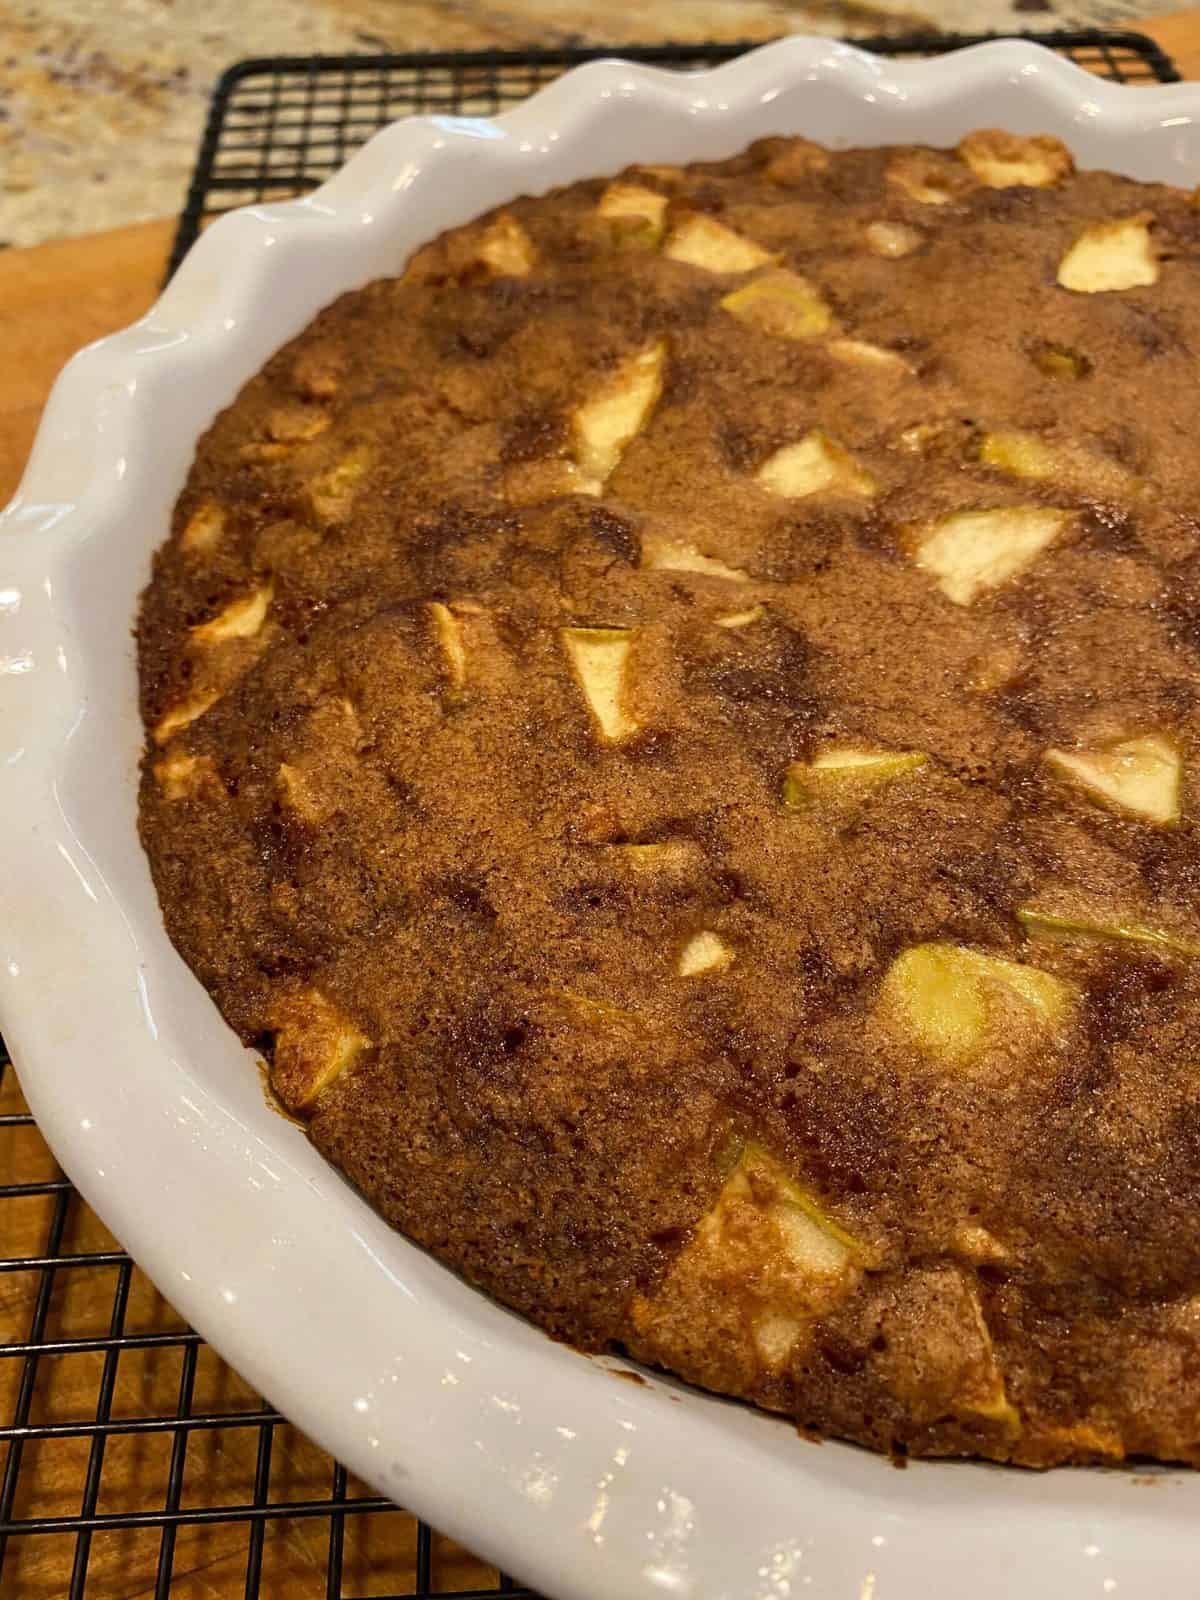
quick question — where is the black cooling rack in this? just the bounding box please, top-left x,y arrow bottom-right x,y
2,29 -> 1181,1600
166,30 -> 1181,278
0,1036 -> 532,1599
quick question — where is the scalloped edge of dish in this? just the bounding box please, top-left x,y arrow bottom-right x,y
2,35 -> 1199,1600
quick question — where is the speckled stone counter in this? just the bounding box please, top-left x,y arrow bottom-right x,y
0,0 -> 1192,246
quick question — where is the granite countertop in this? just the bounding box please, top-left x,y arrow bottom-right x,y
0,0 -> 1190,247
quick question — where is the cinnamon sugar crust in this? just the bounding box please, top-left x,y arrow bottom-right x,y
138,132 -> 1200,1467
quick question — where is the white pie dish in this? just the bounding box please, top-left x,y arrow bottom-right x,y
3,34 -> 1200,1599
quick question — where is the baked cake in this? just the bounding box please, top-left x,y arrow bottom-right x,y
138,130 -> 1200,1467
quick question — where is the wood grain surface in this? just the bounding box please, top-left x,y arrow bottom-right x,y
2,17 -> 1197,1596
1144,7 -> 1200,77
0,219 -> 172,506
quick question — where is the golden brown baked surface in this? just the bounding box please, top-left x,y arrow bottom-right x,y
138,131 -> 1200,1468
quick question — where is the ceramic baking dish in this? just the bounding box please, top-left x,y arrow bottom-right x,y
3,35 -> 1200,1599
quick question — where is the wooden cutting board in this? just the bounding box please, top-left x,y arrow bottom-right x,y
0,10 -> 1196,508
0,217 -> 174,504
1143,8 -> 1200,78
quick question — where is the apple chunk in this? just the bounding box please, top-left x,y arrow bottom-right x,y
595,181 -> 667,247
1030,342 -> 1091,381
1045,734 -> 1181,825
898,419 -> 977,459
828,337 -> 914,375
978,430 -> 1057,481
180,499 -> 226,554
571,341 -> 665,488
158,586 -> 275,744
153,751 -> 220,802
561,626 -> 639,743
276,761 -> 323,823
956,1313 -> 1020,1431
309,445 -> 371,525
609,840 -> 702,875
549,990 -> 638,1027
478,212 -> 535,278
729,1143 -> 862,1271
756,431 -> 876,500
153,689 -> 221,746
886,152 -> 971,206
1017,906 -> 1200,958
783,747 -> 926,808
427,601 -> 467,691
720,269 -> 832,339
865,220 -> 923,258
880,943 -> 1073,1067
763,139 -> 830,185
266,405 -> 330,445
629,1140 -> 864,1376
641,534 -> 749,582
1039,1421 -> 1124,1463
268,988 -> 371,1114
715,604 -> 765,629
910,506 -> 1071,606
663,214 -> 776,273
958,130 -> 1072,189
886,1270 -> 1019,1434
1057,216 -> 1158,293
979,430 -> 1134,498
678,930 -> 735,977
190,583 -> 273,647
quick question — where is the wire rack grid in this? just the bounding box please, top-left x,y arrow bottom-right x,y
0,1049 -> 533,1600
167,30 -> 1181,276
2,29 -> 1181,1600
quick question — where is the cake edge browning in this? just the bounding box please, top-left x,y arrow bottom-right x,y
137,127 -> 1200,1470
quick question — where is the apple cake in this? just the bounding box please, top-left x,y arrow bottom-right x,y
138,129 -> 1200,1467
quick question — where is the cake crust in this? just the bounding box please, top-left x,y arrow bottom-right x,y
138,132 -> 1200,1468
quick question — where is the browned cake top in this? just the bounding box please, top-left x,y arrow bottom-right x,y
139,131 -> 1200,1468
